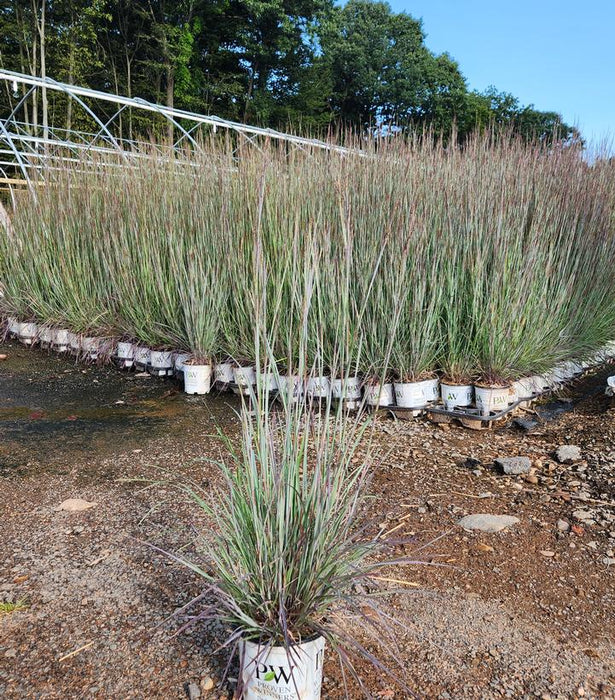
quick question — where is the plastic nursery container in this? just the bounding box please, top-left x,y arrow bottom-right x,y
39,326 -> 54,347
116,341 -> 136,368
393,379 -> 433,409
174,352 -> 191,377
134,346 -> 151,370
364,381 -> 394,407
52,328 -> 70,352
474,384 -> 516,417
68,332 -> 81,355
512,377 -> 536,402
259,370 -> 278,393
278,374 -> 304,403
184,362 -> 212,395
563,361 -> 584,378
419,377 -> 440,404
18,322 -> 38,345
214,361 -> 235,387
233,365 -> 257,395
331,377 -> 362,401
149,350 -> 174,376
440,382 -> 473,411
241,636 -> 325,700
530,374 -> 550,394
305,375 -> 331,399
7,317 -> 21,337
82,336 -> 103,360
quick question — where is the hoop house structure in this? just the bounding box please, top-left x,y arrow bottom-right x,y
0,69 -> 351,192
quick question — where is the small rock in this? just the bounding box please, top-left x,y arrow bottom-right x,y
557,519 -> 570,532
56,498 -> 97,512
475,543 -> 494,553
572,509 -> 596,525
603,557 -> 615,566
0,354 -> 7,361
200,677 -> 215,692
495,456 -> 531,475
187,681 -> 201,699
4,649 -> 17,658
540,550 -> 556,557
457,514 -> 520,533
555,445 -> 582,464
523,474 -> 539,484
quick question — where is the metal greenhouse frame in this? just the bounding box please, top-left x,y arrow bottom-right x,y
0,69 -> 352,192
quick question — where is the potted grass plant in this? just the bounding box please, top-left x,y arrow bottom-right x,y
164,356 -> 412,699
391,277 -> 443,410
438,260 -> 476,411
170,197 -> 229,395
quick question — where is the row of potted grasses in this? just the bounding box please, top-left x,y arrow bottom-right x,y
2,133 -> 615,403
6,317 -> 612,416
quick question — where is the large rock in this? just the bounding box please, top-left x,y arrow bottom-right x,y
494,456 -> 531,475
555,445 -> 582,464
458,514 -> 520,533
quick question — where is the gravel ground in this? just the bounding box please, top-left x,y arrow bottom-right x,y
1,343 -> 614,699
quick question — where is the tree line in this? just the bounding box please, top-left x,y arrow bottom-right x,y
0,0 -> 579,143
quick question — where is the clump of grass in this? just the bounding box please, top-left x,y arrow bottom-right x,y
0,599 -> 28,615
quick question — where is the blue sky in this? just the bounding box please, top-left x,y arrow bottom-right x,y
388,0 -> 614,144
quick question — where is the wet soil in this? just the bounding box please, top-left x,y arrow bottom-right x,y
1,342 -> 614,699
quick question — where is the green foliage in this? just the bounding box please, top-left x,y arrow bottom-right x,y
0,0 -> 577,142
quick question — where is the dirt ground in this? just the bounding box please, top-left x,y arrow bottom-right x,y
1,341 -> 614,699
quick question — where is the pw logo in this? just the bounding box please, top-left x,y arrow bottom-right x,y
256,664 -> 293,684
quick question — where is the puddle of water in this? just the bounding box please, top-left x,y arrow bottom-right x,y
0,342 -> 240,470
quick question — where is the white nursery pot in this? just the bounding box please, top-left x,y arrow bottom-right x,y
278,374 -> 304,402
418,377 -> 439,403
184,363 -> 212,395
440,382 -> 473,411
149,350 -> 174,375
117,341 -> 135,368
241,637 -> 325,700
394,381 -> 428,409
305,375 -> 331,399
512,377 -> 535,401
474,385 -> 516,416
82,336 -> 102,359
530,374 -> 550,394
68,332 -> 81,354
117,341 -> 135,360
259,371 -> 278,393
18,322 -> 37,345
331,377 -> 362,401
563,361 -> 583,378
134,346 -> 151,368
52,328 -> 70,351
234,365 -> 256,387
365,382 -> 394,407
7,316 -> 20,337
214,362 -> 235,385
39,327 -> 54,346
174,352 -> 191,375
549,365 -> 568,386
